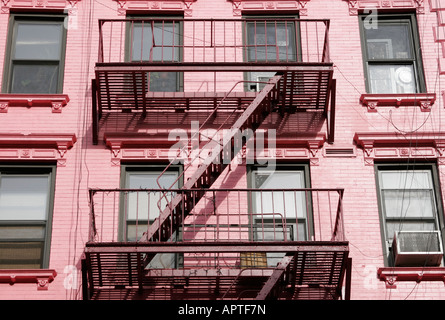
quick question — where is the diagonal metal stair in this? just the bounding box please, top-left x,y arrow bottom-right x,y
139,74 -> 283,246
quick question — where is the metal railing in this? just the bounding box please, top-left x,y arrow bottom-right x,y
98,18 -> 330,64
88,188 -> 345,244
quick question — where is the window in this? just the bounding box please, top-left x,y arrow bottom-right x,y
375,164 -> 444,266
245,18 -> 298,62
244,16 -> 299,92
0,166 -> 56,269
249,165 -> 312,266
359,14 -> 425,94
2,15 -> 67,94
121,165 -> 182,268
127,17 -> 183,92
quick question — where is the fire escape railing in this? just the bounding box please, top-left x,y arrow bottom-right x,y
92,18 -> 336,144
97,18 -> 331,64
87,188 -> 345,244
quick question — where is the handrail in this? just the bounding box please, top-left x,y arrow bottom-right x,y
87,187 -> 345,243
98,18 -> 331,64
154,79 -> 276,213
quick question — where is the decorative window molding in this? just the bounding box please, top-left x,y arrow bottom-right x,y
343,0 -> 425,15
252,132 -> 326,166
104,132 -> 178,166
228,0 -> 310,16
104,132 -> 326,166
0,133 -> 76,166
1,0 -> 80,14
0,94 -> 70,113
114,0 -> 196,16
378,267 -> 445,288
360,93 -> 436,112
354,132 -> 445,165
0,269 -> 57,290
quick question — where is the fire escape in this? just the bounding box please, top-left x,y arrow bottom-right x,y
83,18 -> 350,300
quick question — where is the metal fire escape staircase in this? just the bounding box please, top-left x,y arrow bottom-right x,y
84,70 -> 349,300
136,75 -> 290,300
84,17 -> 349,300
140,75 -> 282,245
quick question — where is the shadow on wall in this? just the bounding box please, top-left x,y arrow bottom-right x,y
96,108 -> 326,142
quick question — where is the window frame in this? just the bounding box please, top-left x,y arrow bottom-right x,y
374,163 -> 444,267
243,15 -> 301,63
0,164 -> 57,270
2,14 -> 67,94
358,12 -> 426,94
119,163 -> 183,241
246,163 -> 314,242
124,15 -> 184,92
119,163 -> 183,269
242,14 -> 301,92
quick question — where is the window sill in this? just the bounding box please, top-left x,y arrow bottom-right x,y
378,267 -> 445,288
360,93 -> 436,112
0,269 -> 57,290
0,94 -> 70,113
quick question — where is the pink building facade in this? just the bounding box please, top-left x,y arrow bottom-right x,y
0,0 -> 445,301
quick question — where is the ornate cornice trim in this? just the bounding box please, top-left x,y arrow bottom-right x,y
354,132 -> 445,165
227,0 -> 310,16
1,0 -> 80,14
0,133 -> 77,166
104,132 -> 326,166
378,267 -> 445,288
114,0 -> 196,16
0,269 -> 57,290
0,94 -> 70,113
343,0 -> 424,15
360,93 -> 436,112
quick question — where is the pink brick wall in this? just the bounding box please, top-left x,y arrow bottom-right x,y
1,0 -> 445,300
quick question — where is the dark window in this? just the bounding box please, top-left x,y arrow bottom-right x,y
246,19 -> 298,62
359,14 -> 425,94
127,17 -> 182,92
3,15 -> 67,94
0,166 -> 55,269
244,16 -> 298,92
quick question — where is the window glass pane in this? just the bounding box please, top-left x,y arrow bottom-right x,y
380,170 -> 432,189
382,190 -> 435,218
365,23 -> 413,60
126,222 -> 148,242
247,21 -> 296,61
386,221 -> 436,242
14,23 -> 62,60
0,242 -> 43,269
148,72 -> 177,92
0,226 -> 45,240
131,22 -> 180,62
0,175 -> 50,221
368,64 -> 416,94
252,170 -> 306,219
126,171 -> 179,222
11,64 -> 59,94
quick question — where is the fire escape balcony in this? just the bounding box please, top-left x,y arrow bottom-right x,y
92,18 -> 336,144
82,188 -> 350,300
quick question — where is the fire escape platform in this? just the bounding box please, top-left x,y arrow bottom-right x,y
94,63 -> 334,114
83,241 -> 349,300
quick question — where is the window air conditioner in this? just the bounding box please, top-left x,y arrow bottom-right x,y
392,230 -> 443,267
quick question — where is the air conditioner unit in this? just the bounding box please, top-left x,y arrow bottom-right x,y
392,230 -> 443,267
